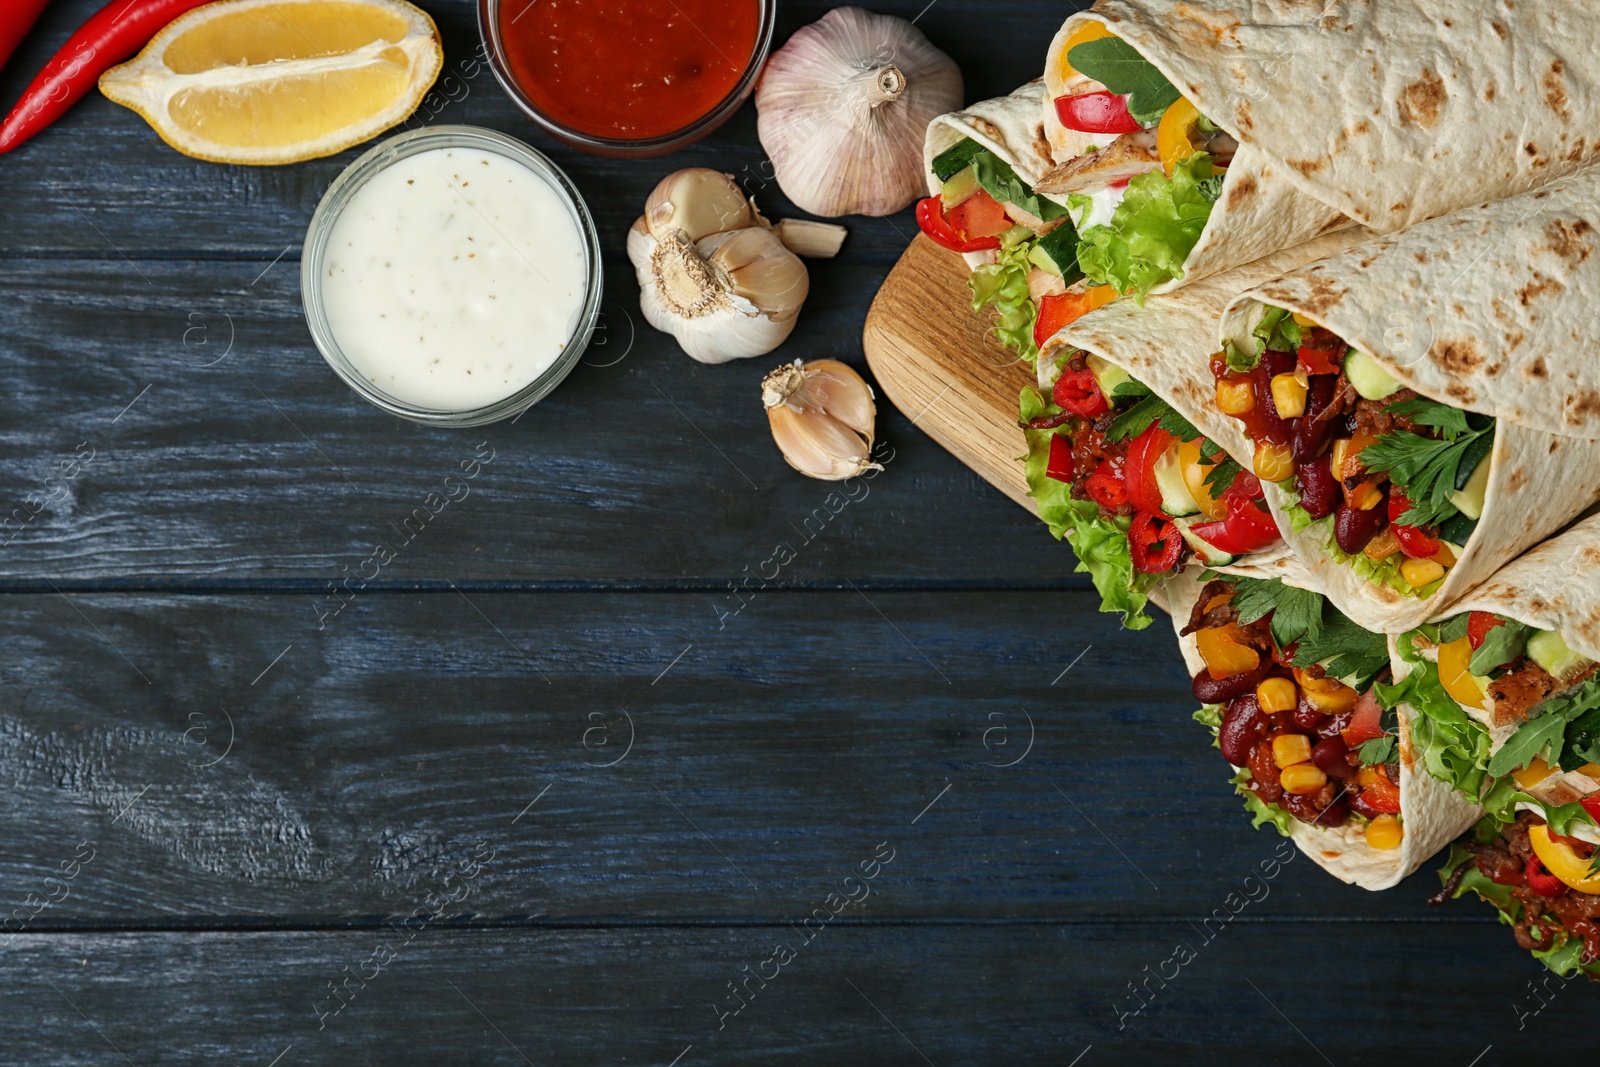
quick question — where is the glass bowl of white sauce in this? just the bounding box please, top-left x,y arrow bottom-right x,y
302,125 -> 602,427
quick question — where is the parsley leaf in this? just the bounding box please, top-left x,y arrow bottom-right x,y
1201,455 -> 1243,498
1229,577 -> 1323,649
1065,37 -> 1181,126
1360,419 -> 1496,528
1358,735 -> 1398,765
1110,380 -> 1150,401
1104,391 -> 1201,443
1293,613 -> 1390,690
1383,397 -> 1471,438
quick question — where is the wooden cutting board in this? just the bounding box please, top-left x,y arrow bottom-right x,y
863,234 -> 1037,514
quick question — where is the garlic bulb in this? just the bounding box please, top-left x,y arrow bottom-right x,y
763,359 -> 881,480
755,7 -> 962,218
629,168 -> 812,365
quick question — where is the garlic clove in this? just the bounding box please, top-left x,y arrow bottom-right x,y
772,218 -> 848,259
701,227 -> 810,324
763,359 -> 880,481
645,168 -> 754,243
755,7 -> 963,218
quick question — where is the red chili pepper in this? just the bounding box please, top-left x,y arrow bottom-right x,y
1054,90 -> 1143,134
1296,328 -> 1344,376
1045,435 -> 1075,483
1387,491 -> 1440,559
0,0 -> 217,153
1189,495 -> 1281,556
1128,511 -> 1182,574
1123,424 -> 1174,516
0,0 -> 53,73
1467,611 -> 1506,651
1525,854 -> 1570,898
915,194 -> 1007,254
1084,459 -> 1128,511
1050,366 -> 1108,419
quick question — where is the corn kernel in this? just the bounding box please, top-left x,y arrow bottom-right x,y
1256,677 -> 1299,714
1216,378 -> 1255,416
1291,312 -> 1318,328
1270,373 -> 1308,419
1280,763 -> 1328,795
1365,814 -> 1404,850
1253,441 -> 1295,483
1401,556 -> 1447,588
1364,526 -> 1401,560
1301,678 -> 1358,715
1512,757 -> 1555,789
1272,734 -> 1313,768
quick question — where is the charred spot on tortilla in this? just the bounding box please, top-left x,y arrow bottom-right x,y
1483,82 -> 1497,103
1225,173 -> 1257,209
1516,273 -> 1562,306
1564,389 -> 1600,422
1485,362 -> 1504,377
1445,383 -> 1476,404
1584,546 -> 1600,567
1544,218 -> 1594,265
1505,330 -> 1525,351
1491,20 -> 1508,39
1398,68 -> 1445,128
1543,60 -> 1570,121
1237,98 -> 1253,132
971,118 -> 1003,143
1289,156 -> 1326,177
1525,356 -> 1548,379
1317,214 -> 1348,234
1508,467 -> 1530,492
1031,125 -> 1052,165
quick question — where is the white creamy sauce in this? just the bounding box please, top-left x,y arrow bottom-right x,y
321,147 -> 586,411
1068,182 -> 1128,231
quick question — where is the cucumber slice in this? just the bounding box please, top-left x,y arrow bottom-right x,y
1174,517 -> 1234,566
1086,354 -> 1130,401
932,138 -> 988,183
940,165 -> 982,210
1343,349 -> 1401,400
1449,444 -> 1492,519
1528,628 -> 1593,681
1154,446 -> 1200,517
1031,222 -> 1083,285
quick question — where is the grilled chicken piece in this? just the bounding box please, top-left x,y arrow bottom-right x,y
1036,130 -> 1159,195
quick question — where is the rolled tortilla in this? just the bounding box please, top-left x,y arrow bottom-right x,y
1049,2 -> 1600,233
1167,565 -> 1482,890
1219,168 -> 1600,633
926,81 -> 1346,293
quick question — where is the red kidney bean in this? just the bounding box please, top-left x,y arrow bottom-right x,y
1218,693 -> 1271,767
1311,736 -> 1355,780
1250,351 -> 1295,445
1192,661 -> 1269,704
1247,740 -> 1283,802
1335,412 -> 1359,438
1291,374 -> 1340,463
1319,708 -> 1353,741
1296,454 -> 1340,520
1334,491 -> 1389,555
1283,789 -> 1349,827
1290,694 -> 1325,732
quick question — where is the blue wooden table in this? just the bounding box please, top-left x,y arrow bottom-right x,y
0,0 -> 1576,1062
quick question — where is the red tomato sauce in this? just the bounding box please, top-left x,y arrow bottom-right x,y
498,0 -> 762,141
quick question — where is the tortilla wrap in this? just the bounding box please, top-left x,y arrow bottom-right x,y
1050,2 -> 1600,233
925,81 -> 1346,293
1218,168 -> 1600,634
1167,565 -> 1482,889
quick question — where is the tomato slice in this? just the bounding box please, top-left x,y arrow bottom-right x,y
1128,510 -> 1183,574
1223,469 -> 1264,502
1296,327 -> 1345,376
1084,459 -> 1128,510
1034,286 -> 1119,349
1054,90 -> 1143,134
1051,366 -> 1108,418
1045,435 -> 1074,483
1189,495 -> 1281,556
1467,610 -> 1506,651
915,195 -> 1004,253
1359,771 -> 1402,814
1388,491 -> 1440,558
1342,688 -> 1386,746
1123,425 -> 1174,516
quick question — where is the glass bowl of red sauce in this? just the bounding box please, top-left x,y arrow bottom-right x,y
479,0 -> 776,157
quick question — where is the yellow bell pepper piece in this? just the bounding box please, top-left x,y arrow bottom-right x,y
1511,757 -> 1555,790
1528,824 -> 1600,894
1178,439 -> 1228,521
1196,625 -> 1260,679
1156,97 -> 1203,177
1436,637 -> 1485,711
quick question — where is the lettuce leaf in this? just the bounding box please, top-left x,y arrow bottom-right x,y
1377,646 -> 1492,800
970,228 -> 1039,364
1075,154 -> 1217,300
1020,387 -> 1157,630
1233,768 -> 1296,836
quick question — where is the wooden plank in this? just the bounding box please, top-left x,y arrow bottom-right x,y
0,589 -> 1463,923
0,922 -> 1567,1064
864,234 -> 1037,512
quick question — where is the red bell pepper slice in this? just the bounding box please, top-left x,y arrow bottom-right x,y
1296,327 -> 1345,376
1342,688 -> 1386,747
1467,611 -> 1506,651
915,194 -> 1006,254
1128,510 -> 1182,574
1123,425 -> 1174,516
1045,435 -> 1075,483
1084,459 -> 1128,511
1525,854 -> 1570,898
1581,795 -> 1600,823
1054,90 -> 1143,134
1223,469 -> 1264,502
1388,491 -> 1440,558
1051,366 -> 1109,419
1188,495 -> 1281,556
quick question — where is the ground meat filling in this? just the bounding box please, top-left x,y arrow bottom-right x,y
1180,579 -> 1237,637
1460,813 -> 1600,968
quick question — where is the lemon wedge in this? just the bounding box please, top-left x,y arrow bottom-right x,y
99,0 -> 442,165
